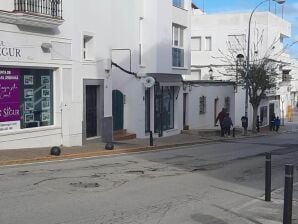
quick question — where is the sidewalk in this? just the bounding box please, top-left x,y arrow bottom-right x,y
0,123 -> 297,167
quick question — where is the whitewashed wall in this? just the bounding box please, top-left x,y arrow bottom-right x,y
190,11 -> 291,128
184,82 -> 235,129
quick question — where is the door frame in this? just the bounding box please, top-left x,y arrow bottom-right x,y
82,79 -> 104,144
214,97 -> 219,126
183,93 -> 188,129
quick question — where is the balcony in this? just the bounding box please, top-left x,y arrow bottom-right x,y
0,0 -> 64,29
15,0 -> 63,18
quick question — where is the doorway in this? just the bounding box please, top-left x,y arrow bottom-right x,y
269,103 -> 275,122
86,86 -> 98,138
214,97 -> 219,126
83,79 -> 104,143
112,90 -> 124,131
183,93 -> 188,129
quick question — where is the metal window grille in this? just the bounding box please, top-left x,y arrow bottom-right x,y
199,96 -> 206,114
225,97 -> 230,113
14,0 -> 63,19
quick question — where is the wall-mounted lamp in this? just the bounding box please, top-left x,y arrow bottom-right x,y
209,67 -> 214,80
41,42 -> 52,52
188,83 -> 192,92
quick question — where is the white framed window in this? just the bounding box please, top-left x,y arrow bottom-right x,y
172,24 -> 185,67
205,36 -> 212,51
199,96 -> 206,114
82,34 -> 95,60
191,37 -> 201,51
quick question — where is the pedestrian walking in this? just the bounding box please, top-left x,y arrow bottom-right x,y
223,113 -> 233,137
269,113 -> 276,131
275,116 -> 281,132
215,108 -> 226,137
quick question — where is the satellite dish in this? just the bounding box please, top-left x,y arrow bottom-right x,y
143,77 -> 155,88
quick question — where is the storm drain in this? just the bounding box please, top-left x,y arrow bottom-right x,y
70,182 -> 100,188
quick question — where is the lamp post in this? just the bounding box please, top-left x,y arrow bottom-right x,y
244,0 -> 286,135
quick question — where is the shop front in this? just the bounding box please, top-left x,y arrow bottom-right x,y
147,73 -> 182,137
0,67 -> 54,131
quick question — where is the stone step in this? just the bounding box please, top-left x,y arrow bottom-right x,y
113,129 -> 136,141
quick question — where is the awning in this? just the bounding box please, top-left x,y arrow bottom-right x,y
147,73 -> 182,86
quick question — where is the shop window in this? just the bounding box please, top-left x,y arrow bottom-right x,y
154,86 -> 175,133
20,69 -> 54,129
0,68 -> 54,132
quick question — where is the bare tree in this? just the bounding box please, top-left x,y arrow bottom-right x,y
217,30 -> 295,132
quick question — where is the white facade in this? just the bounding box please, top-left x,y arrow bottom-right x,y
110,0 -> 191,138
0,0 -> 113,149
190,10 -> 292,128
0,0 -> 191,149
183,81 -> 235,130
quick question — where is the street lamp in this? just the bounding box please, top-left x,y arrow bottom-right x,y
244,0 -> 286,135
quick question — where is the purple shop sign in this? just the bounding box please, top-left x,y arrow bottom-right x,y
0,68 -> 21,122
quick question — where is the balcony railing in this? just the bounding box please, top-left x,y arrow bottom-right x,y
14,0 -> 63,19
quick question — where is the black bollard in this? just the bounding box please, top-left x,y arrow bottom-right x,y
105,142 -> 114,150
265,152 -> 271,202
150,131 -> 153,146
283,164 -> 294,224
50,146 -> 61,156
232,128 -> 235,137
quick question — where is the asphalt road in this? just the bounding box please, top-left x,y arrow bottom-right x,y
0,132 -> 297,224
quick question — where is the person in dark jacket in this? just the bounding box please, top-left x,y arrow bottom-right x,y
270,113 -> 276,131
215,108 -> 226,137
223,113 -> 233,136
275,116 -> 281,132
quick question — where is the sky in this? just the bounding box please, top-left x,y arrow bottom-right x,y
192,0 -> 298,58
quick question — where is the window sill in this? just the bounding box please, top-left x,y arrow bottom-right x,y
172,66 -> 188,70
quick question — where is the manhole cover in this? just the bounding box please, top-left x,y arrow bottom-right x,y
70,182 -> 100,188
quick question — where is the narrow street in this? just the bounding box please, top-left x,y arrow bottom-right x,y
0,132 -> 297,224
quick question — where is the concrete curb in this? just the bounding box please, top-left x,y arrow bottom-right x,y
0,129 -> 297,167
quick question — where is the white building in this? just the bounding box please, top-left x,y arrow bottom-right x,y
0,0 -> 191,150
110,0 -> 191,138
190,7 -> 292,128
0,1 -> 115,150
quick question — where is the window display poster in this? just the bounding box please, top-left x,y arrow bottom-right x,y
0,68 -> 21,129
